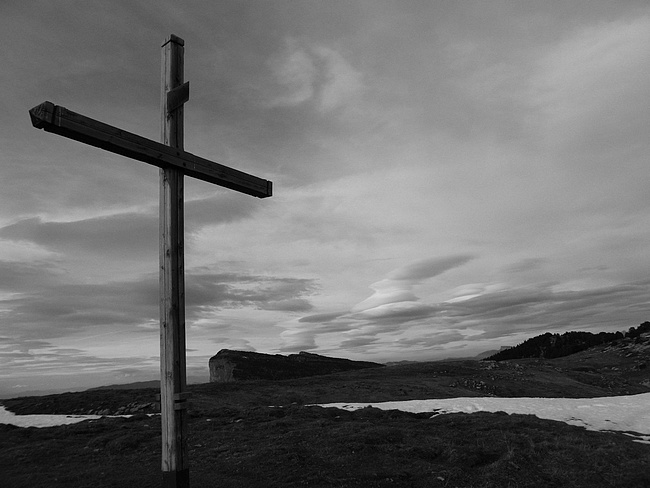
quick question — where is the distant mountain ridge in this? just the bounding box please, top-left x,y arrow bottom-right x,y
88,380 -> 160,390
485,321 -> 650,361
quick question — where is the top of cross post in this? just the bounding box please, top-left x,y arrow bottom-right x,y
162,34 -> 184,48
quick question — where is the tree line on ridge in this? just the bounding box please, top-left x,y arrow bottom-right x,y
484,321 -> 650,361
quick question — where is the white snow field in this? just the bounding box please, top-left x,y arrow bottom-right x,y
317,392 -> 650,444
0,406 -> 102,428
2,393 -> 649,444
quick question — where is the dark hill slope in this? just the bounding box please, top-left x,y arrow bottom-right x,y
485,321 -> 650,361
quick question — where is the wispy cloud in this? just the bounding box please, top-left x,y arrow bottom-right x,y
267,38 -> 363,112
0,262 -> 318,393
268,38 -> 317,107
286,263 -> 650,361
0,214 -> 158,259
0,193 -> 262,257
351,256 -> 475,314
313,46 -> 364,112
281,256 -> 475,355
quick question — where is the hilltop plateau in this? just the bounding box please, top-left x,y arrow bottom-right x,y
2,328 -> 650,487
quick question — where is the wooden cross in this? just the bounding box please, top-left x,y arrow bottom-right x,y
29,35 -> 272,488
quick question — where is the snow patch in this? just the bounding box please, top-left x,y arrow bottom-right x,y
0,406 -> 102,428
317,393 -> 650,444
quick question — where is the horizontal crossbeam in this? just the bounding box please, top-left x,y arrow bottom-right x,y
29,101 -> 272,198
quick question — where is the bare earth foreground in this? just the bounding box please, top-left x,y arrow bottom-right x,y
2,350 -> 650,487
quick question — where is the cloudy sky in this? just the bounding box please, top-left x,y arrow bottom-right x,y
1,1 -> 649,396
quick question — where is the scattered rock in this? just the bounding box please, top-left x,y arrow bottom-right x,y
449,378 -> 498,394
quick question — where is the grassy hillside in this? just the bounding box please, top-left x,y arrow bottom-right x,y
2,343 -> 650,487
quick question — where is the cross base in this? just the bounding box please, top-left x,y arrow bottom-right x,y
163,469 -> 190,488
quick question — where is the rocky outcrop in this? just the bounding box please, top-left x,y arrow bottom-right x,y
209,350 -> 384,383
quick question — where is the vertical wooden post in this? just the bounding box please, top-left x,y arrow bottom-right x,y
160,34 -> 189,488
